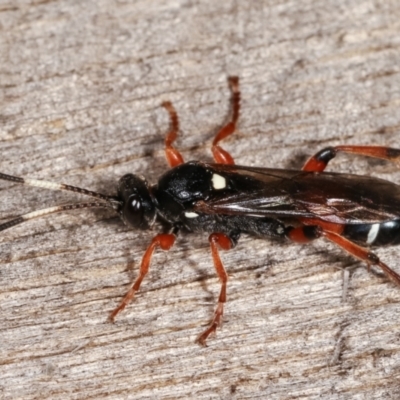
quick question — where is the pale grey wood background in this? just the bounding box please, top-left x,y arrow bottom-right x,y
1,1 -> 400,399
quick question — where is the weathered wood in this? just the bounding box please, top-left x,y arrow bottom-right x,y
1,1 -> 400,399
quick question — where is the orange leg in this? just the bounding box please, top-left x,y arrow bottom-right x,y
290,220 -> 400,286
285,225 -> 322,243
322,230 -> 400,286
302,145 -> 400,172
212,76 -> 241,165
196,233 -> 233,346
287,220 -> 400,302
110,233 -> 176,321
162,101 -> 185,167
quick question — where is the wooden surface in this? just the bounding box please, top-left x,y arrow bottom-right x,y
1,1 -> 400,399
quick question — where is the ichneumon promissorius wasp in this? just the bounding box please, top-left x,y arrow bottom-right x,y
2,77 -> 400,345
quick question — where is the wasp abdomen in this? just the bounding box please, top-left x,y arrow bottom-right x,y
343,220 -> 400,247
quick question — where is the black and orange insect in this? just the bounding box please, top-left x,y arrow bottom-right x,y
2,77 -> 400,345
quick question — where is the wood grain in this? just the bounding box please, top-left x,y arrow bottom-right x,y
1,1 -> 400,399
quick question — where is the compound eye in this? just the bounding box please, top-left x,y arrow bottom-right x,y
117,173 -> 156,230
124,195 -> 145,228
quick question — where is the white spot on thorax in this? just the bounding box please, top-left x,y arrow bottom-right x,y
367,223 -> 380,244
212,173 -> 226,190
185,212 -> 199,218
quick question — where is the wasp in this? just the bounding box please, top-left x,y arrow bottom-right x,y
2,77 -> 400,345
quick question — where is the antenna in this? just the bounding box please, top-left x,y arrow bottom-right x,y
0,172 -> 121,231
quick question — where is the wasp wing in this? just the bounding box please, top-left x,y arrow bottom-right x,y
193,163 -> 400,224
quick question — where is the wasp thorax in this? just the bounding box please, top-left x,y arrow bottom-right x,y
117,174 -> 156,229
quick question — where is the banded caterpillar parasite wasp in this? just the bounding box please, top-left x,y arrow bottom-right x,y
2,77 -> 400,345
